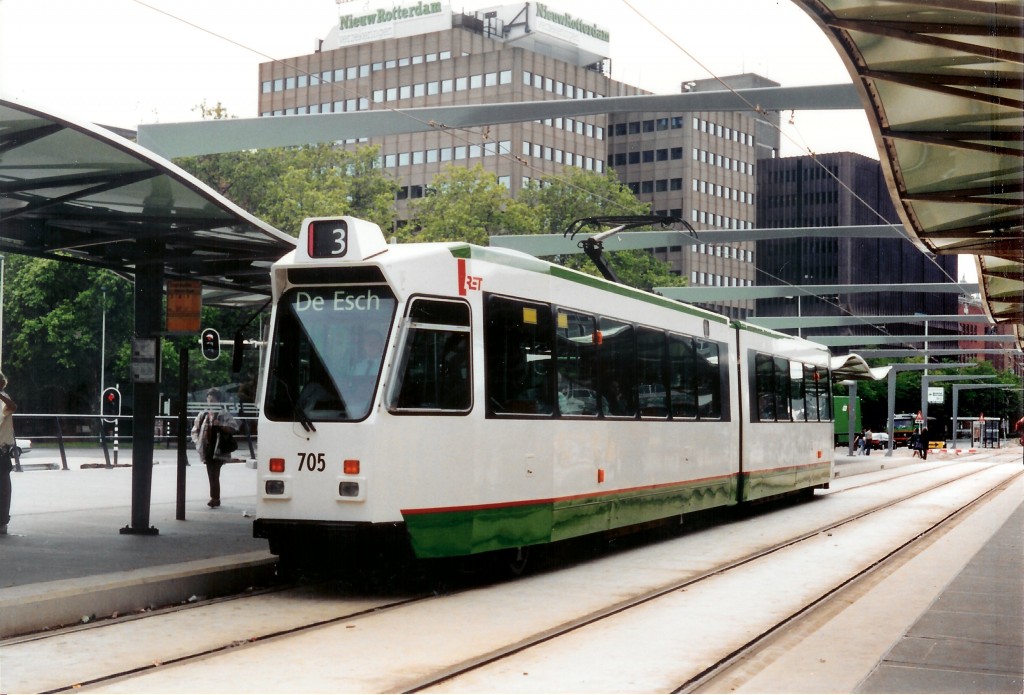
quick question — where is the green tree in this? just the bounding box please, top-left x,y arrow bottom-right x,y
405,164 -> 538,244
1,256 -> 133,413
524,168 -> 647,234
175,144 -> 398,235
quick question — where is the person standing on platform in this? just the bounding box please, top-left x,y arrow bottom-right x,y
0,373 -> 18,535
909,430 -> 922,458
919,425 -> 930,460
191,388 -> 238,508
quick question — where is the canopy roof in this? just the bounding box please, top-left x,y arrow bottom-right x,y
792,0 -> 1024,349
831,352 -> 891,381
0,99 -> 296,305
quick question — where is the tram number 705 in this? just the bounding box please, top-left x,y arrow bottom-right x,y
298,452 -> 327,472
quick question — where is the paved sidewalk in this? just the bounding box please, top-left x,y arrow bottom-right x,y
0,448 -> 266,589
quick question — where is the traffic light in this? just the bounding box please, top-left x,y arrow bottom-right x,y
201,328 -> 220,361
101,387 -> 121,422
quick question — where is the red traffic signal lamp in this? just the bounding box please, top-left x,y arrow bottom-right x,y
101,387 -> 121,422
201,328 -> 220,361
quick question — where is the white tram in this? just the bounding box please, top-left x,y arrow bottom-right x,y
254,217 -> 834,562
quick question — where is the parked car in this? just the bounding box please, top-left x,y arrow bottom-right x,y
870,432 -> 889,450
13,438 -> 31,457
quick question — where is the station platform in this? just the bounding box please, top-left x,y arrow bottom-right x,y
0,448 -> 275,638
0,445 -> 1020,693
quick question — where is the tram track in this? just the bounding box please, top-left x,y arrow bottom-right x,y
679,465 -> 1023,693
1,582 -> 439,694
400,465 -> 1011,691
1,457 -> 1017,693
400,458 -> 1021,693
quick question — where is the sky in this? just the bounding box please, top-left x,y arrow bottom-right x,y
0,0 -> 875,157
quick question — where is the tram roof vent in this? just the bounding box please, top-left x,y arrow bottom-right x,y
297,216 -> 388,263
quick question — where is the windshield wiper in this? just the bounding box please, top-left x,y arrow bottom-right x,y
295,405 -> 317,433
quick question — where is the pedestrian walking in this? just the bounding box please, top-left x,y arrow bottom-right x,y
191,388 -> 238,508
0,372 -> 18,535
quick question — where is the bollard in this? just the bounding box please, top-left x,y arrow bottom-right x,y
55,416 -> 69,470
99,422 -> 112,469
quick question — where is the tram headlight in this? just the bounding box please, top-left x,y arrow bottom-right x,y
339,481 -> 360,497
265,480 -> 285,495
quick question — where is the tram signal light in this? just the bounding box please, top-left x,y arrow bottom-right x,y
101,387 -> 121,422
201,328 -> 220,361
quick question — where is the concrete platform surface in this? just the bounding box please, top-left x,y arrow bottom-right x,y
0,448 -> 275,636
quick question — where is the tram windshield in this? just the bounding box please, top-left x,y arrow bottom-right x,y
264,286 -> 397,422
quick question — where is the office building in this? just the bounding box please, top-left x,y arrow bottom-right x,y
258,2 -> 644,223
755,151 -> 960,339
607,74 -> 780,318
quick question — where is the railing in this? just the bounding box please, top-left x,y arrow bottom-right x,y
7,406 -> 259,472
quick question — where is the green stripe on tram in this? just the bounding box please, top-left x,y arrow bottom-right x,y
402,475 -> 738,558
741,461 -> 832,502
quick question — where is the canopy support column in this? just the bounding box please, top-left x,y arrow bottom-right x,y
121,243 -> 163,536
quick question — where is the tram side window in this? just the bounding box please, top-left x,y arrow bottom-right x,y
485,296 -> 554,416
598,318 -> 636,417
637,328 -> 668,417
555,310 -> 598,416
754,353 -> 792,422
804,364 -> 831,421
790,361 -> 807,421
389,298 -> 471,412
694,338 -> 723,419
668,334 -> 697,418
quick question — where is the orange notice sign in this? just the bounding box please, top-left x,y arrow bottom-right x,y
166,280 -> 202,333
